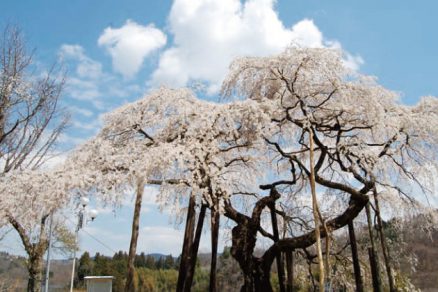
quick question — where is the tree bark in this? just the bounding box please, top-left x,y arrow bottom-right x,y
209,207 -> 220,292
184,204 -> 207,292
365,203 -> 382,292
176,195 -> 197,292
348,220 -> 364,292
373,189 -> 396,292
125,177 -> 144,292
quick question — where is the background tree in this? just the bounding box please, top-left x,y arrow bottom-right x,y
145,255 -> 156,269
134,252 -> 147,268
0,25 -> 68,172
0,24 -> 69,292
0,170 -> 74,291
77,252 -> 93,286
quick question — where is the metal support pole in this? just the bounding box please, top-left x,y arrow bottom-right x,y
70,210 -> 83,292
44,213 -> 54,292
70,229 -> 79,292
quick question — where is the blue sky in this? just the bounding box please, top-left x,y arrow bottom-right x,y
1,0 -> 437,257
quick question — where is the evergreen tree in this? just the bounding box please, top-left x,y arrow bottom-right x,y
135,252 -> 147,267
155,257 -> 164,270
145,255 -> 155,269
77,252 -> 93,287
164,254 -> 175,269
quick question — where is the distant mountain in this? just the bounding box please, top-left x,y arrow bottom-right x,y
147,253 -> 170,260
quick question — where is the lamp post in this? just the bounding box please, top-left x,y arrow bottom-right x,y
69,196 -> 97,292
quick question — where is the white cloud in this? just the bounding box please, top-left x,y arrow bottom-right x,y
98,20 -> 167,79
150,0 -> 362,94
342,52 -> 364,71
67,77 -> 102,102
72,119 -> 102,132
59,44 -> 105,108
138,226 -> 184,255
57,133 -> 87,146
59,44 -> 144,111
59,44 -> 103,79
41,153 -> 68,170
116,185 -> 160,215
69,106 -> 94,118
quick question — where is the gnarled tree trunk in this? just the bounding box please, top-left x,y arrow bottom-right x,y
229,194 -> 370,291
226,189 -> 281,292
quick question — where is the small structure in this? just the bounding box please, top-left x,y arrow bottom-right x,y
84,276 -> 114,292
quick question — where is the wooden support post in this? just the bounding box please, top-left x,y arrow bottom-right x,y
270,202 -> 286,292
348,220 -> 364,292
373,189 -> 396,292
125,178 -> 145,292
184,204 -> 207,292
209,207 -> 220,292
366,203 -> 382,292
285,251 -> 294,292
309,129 -> 325,292
176,195 -> 197,292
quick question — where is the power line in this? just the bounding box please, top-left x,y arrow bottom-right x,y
60,214 -> 117,254
80,228 -> 117,254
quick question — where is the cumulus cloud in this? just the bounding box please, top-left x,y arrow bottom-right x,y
150,0 -> 362,94
98,20 -> 167,78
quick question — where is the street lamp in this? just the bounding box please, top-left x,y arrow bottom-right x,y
69,196 -> 98,292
